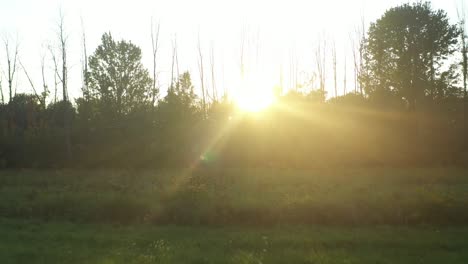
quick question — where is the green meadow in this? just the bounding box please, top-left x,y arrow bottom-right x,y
1,168 -> 468,263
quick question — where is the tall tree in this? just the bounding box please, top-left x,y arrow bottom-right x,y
358,16 -> 366,95
197,34 -> 207,118
210,43 -> 217,102
457,0 -> 468,147
58,11 -> 68,102
3,36 -> 18,102
81,17 -> 89,100
159,71 -> 199,120
350,32 -> 359,93
87,33 -> 153,115
150,18 -> 160,105
363,2 -> 459,111
19,60 -> 42,104
0,74 -> 3,103
343,46 -> 347,95
49,45 -> 59,103
53,10 -> 72,160
331,40 -> 337,97
40,50 -> 49,105
315,34 -> 327,93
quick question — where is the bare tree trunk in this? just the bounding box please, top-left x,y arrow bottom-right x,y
358,16 -> 366,95
170,36 -> 176,89
315,35 -> 327,93
197,34 -> 207,118
175,39 -> 180,80
210,43 -> 217,102
350,33 -> 359,93
0,76 -> 4,104
332,40 -> 337,97
57,10 -> 72,161
4,37 -> 18,102
290,50 -> 293,90
343,50 -> 347,95
279,63 -> 284,95
322,38 -> 327,94
221,62 -> 226,99
458,1 -> 468,150
240,26 -> 245,81
54,69 -> 58,104
14,74 -> 18,97
19,61 -> 42,103
40,53 -> 48,106
49,46 -> 60,104
150,18 -> 160,105
81,17 -> 89,100
288,47 -> 298,91
294,50 -> 298,90
59,14 -> 68,102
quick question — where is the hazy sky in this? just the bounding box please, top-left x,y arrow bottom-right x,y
0,0 -> 463,101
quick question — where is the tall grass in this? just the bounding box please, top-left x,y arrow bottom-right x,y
0,168 -> 467,225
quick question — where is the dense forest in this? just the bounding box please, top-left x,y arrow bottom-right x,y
0,1 -> 467,168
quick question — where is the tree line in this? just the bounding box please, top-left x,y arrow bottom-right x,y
0,2 -> 467,168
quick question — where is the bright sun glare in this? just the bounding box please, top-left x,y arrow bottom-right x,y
235,90 -> 275,112
233,73 -> 277,112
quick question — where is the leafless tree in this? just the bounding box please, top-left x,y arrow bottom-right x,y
290,48 -> 298,91
53,10 -> 72,159
240,26 -> 246,80
350,33 -> 359,93
3,36 -> 19,102
40,51 -> 49,105
221,61 -> 226,99
175,40 -> 180,80
358,16 -> 366,95
58,11 -> 68,102
48,47 -> 59,103
210,43 -> 217,102
49,46 -> 60,103
197,34 -> 207,118
457,0 -> 468,146
49,11 -> 69,102
349,16 -> 366,95
315,34 -> 327,93
332,39 -> 337,97
150,18 -> 160,105
279,63 -> 284,95
343,47 -> 347,95
170,36 -> 176,88
0,74 -> 4,104
81,17 -> 89,100
19,60 -> 42,103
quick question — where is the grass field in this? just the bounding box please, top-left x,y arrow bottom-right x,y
1,219 -> 468,264
1,168 -> 468,263
1,168 -> 468,225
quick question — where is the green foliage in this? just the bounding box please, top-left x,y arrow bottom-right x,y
158,72 -> 201,124
87,33 -> 154,116
0,10 -> 467,169
363,2 -> 460,109
1,168 -> 468,263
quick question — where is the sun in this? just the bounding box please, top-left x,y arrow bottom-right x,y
233,75 -> 277,113
235,90 -> 275,112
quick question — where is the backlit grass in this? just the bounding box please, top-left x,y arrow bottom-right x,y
1,218 -> 467,264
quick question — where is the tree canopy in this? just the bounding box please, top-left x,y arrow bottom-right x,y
0,2 -> 467,169
363,2 -> 460,110
87,33 -> 154,116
